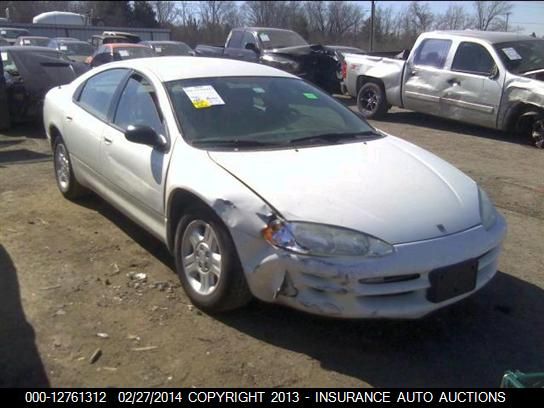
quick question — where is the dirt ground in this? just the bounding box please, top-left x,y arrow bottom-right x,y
1,105 -> 543,388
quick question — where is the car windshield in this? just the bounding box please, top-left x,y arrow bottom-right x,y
257,30 -> 308,49
61,42 -> 93,56
114,47 -> 155,59
0,29 -> 27,39
166,76 -> 378,149
22,38 -> 50,46
152,42 -> 192,56
493,40 -> 544,74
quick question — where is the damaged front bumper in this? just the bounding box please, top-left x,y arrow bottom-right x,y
242,215 -> 506,319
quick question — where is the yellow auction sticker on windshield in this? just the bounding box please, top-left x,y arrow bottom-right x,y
192,99 -> 211,109
183,85 -> 225,109
303,92 -> 318,100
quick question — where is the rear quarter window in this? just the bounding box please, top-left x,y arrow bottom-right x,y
77,69 -> 127,121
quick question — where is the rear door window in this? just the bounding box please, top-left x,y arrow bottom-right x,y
77,69 -> 128,120
414,39 -> 452,69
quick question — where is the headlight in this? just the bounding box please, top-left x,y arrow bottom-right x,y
478,187 -> 497,230
262,220 -> 393,257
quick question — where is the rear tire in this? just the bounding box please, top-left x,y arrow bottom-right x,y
174,206 -> 252,313
53,137 -> 88,200
357,81 -> 388,119
530,114 -> 544,149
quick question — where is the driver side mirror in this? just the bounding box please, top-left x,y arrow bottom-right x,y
125,125 -> 166,149
245,43 -> 259,54
488,65 -> 499,80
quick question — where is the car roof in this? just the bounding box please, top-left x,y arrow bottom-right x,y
106,43 -> 148,49
0,27 -> 29,32
19,36 -> 50,40
428,30 -> 539,44
142,41 -> 185,45
0,45 -> 59,52
240,27 -> 297,33
57,39 -> 89,44
98,56 -> 296,82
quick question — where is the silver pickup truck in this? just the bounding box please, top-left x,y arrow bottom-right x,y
343,30 -> 544,147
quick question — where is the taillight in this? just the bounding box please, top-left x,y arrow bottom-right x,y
341,61 -> 347,79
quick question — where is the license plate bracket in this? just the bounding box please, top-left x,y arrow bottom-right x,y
427,259 -> 478,303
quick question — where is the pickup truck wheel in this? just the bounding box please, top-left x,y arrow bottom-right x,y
53,138 -> 87,200
174,207 -> 252,313
531,116 -> 544,149
357,82 -> 388,119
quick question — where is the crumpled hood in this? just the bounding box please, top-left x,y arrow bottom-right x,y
266,44 -> 334,57
209,136 -> 481,244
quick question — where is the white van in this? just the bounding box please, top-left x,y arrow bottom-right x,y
33,12 -> 86,25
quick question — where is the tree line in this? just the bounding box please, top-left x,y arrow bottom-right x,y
1,1 -> 523,50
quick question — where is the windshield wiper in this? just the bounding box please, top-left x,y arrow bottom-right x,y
287,131 -> 380,145
191,139 -> 286,148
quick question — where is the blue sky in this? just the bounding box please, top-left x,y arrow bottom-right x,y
373,1 -> 544,36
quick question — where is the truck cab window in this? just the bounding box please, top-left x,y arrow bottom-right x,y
242,32 -> 257,50
452,42 -> 496,76
227,30 -> 243,49
414,39 -> 452,69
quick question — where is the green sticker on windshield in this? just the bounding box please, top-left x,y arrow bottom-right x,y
303,92 -> 318,100
253,87 -> 265,93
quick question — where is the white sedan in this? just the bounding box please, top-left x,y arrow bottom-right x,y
43,57 -> 507,318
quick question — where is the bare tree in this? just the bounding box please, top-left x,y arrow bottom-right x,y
150,0 -> 179,26
244,1 -> 290,28
409,1 -> 434,32
473,1 -> 512,31
304,0 -> 328,34
326,1 -> 364,41
435,4 -> 470,30
199,0 -> 237,26
198,1 -> 238,44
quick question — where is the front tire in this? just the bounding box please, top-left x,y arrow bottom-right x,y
174,207 -> 252,312
357,81 -> 388,119
53,138 -> 87,200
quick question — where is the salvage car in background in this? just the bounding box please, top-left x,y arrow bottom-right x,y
87,43 -> 155,67
48,38 -> 94,63
15,36 -> 50,47
0,46 -> 89,130
196,27 -> 345,93
142,40 -> 194,56
90,32 -> 141,50
343,30 -> 544,148
0,27 -> 29,44
43,56 -> 506,318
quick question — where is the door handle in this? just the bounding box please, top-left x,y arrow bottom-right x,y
447,78 -> 460,86
65,116 -> 72,121
103,136 -> 113,145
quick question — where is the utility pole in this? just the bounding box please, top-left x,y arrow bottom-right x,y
370,0 -> 375,51
505,12 -> 511,32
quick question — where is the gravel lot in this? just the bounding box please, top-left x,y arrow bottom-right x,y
1,105 -> 543,388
